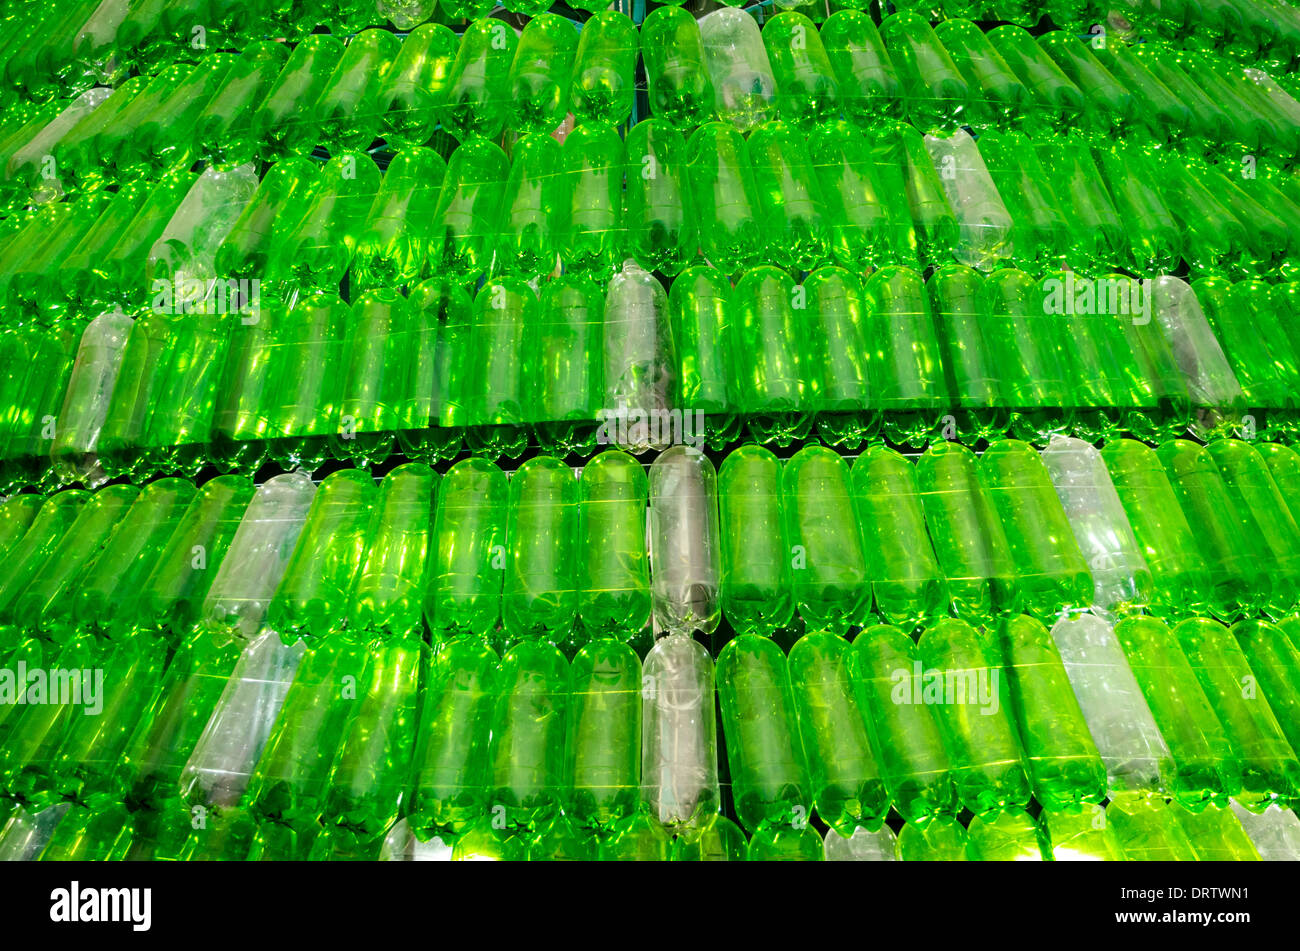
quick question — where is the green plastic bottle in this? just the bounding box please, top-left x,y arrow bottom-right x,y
245,637 -> 362,837
408,636 -> 499,840
0,495 -> 42,563
1232,619 -> 1300,769
194,40 -> 289,170
263,293 -> 348,473
810,123 -> 915,270
1101,439 -> 1214,619
1196,278 -> 1300,437
762,12 -> 839,128
802,267 -> 876,448
599,811 -> 673,861
502,456 -> 579,647
439,18 -> 518,141
497,133 -> 563,278
1105,793 -> 1198,861
933,18 -> 1026,129
214,157 -> 317,296
1175,800 -> 1262,861
529,276 -> 602,456
348,464 -> 436,641
733,266 -> 810,446
269,469 -> 378,643
641,7 -> 714,129
916,617 -> 1031,814
975,129 -> 1068,272
999,614 -> 1108,808
562,122 -> 624,279
746,823 -> 824,861
352,147 -> 446,291
987,24 -> 1083,134
1034,134 -> 1125,269
564,638 -> 641,828
527,813 -> 597,861
321,634 -> 424,837
1205,438 -> 1300,616
821,10 -> 904,130
577,451 -> 650,640
70,477 -> 197,638
488,640 -> 568,830
1113,615 -> 1237,809
1092,145 -> 1182,276
1037,30 -> 1134,135
863,265 -> 948,447
716,633 -> 813,833
719,445 -> 794,636
8,483 -> 138,633
425,458 -> 508,641
788,630 -> 889,834
271,151 -> 380,292
251,34 -> 345,158
965,809 -> 1048,861
783,446 -> 868,631
915,441 -> 1020,623
672,814 -> 748,861
1157,439 -> 1270,618
431,137 -> 507,282
333,288 -> 422,466
570,10 -> 637,127
851,447 -> 944,627
849,624 -> 957,822
0,489 -> 84,689
138,474 -> 255,641
624,119 -> 696,276
686,122 -> 764,271
879,11 -> 969,132
982,268 -> 1066,444
377,24 -> 457,149
465,277 -> 533,459
891,124 -> 959,268
897,815 -> 969,861
1173,617 -> 1300,808
927,264 -> 1007,441
978,440 -> 1093,618
747,120 -> 831,271
1041,802 -> 1124,861
508,14 -> 577,136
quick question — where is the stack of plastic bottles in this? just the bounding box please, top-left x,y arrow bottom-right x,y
0,0 -> 1299,862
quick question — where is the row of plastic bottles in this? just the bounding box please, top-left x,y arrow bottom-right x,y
382,794 -> 1300,860
863,11 -> 1300,146
4,263 -> 1290,493
900,1 -> 1300,76
2,125 -> 1297,376
8,432 -> 1300,648
9,793 -> 1300,860
1,446 -> 1298,858
2,446 -> 1299,838
2,602 -> 1299,859
4,2 -> 1191,113
0,0 -> 476,103
1096,0 -> 1300,72
8,6 -> 1300,211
